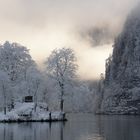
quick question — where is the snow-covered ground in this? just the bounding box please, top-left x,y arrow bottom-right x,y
0,102 -> 66,122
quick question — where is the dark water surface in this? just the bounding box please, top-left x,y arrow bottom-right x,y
0,114 -> 140,140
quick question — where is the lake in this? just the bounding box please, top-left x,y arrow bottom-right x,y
0,113 -> 140,140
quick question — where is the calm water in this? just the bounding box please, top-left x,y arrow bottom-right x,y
0,114 -> 140,140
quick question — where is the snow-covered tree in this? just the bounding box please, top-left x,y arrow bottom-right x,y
94,73 -> 105,113
66,81 -> 95,112
44,76 -> 60,111
26,67 -> 44,112
45,48 -> 78,111
0,41 -> 36,103
0,41 -> 35,83
0,71 -> 10,114
44,77 -> 95,112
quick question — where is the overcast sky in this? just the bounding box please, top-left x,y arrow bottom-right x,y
0,0 -> 139,79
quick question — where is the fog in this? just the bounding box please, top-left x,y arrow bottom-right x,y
0,0 -> 139,79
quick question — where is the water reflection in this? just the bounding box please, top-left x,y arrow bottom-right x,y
0,114 -> 140,140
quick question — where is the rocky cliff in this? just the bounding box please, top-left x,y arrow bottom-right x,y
101,5 -> 140,115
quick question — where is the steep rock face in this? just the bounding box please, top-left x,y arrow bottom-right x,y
101,5 -> 140,114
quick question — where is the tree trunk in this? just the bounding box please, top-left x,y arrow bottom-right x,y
60,99 -> 64,112
34,83 -> 39,112
3,85 -> 6,115
60,83 -> 64,112
34,102 -> 37,112
34,93 -> 37,112
4,107 -> 6,115
49,112 -> 51,120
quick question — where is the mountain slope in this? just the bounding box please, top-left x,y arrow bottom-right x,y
101,4 -> 140,114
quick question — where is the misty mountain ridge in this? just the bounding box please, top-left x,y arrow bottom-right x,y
99,3 -> 140,115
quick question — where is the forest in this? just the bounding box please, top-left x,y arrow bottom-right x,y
0,41 -> 96,118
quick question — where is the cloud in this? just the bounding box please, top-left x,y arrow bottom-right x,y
0,0 -> 139,79
0,0 -> 139,28
78,24 -> 116,47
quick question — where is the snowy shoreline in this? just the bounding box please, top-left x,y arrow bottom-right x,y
0,103 -> 67,123
0,111 -> 67,123
0,113 -> 67,123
